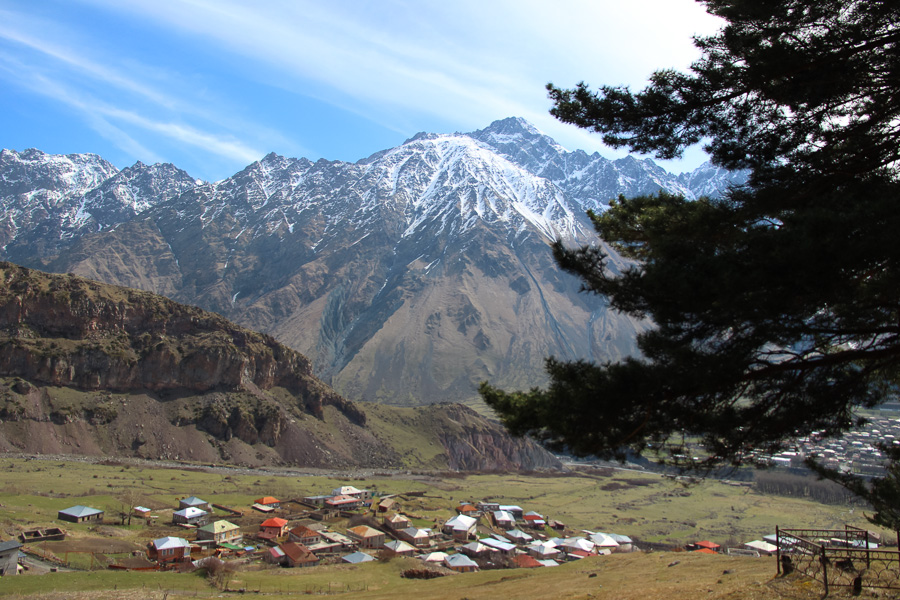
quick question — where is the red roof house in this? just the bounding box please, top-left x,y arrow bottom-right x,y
258,517 -> 289,541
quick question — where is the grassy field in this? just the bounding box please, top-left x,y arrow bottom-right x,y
0,456 -> 889,599
0,552 -> 861,600
0,458 -> 878,544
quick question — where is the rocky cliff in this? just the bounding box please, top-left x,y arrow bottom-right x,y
0,263 -> 561,471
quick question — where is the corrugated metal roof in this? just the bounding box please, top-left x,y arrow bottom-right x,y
58,505 -> 104,518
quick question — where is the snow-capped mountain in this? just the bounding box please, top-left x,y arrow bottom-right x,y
0,119 -> 744,406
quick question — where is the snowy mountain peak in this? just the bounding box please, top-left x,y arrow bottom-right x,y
0,147 -> 119,198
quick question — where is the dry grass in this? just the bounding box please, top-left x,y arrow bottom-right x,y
4,553 -> 894,600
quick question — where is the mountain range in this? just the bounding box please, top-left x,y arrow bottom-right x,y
0,117 -> 745,407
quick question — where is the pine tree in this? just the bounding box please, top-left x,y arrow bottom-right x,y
480,0 -> 900,468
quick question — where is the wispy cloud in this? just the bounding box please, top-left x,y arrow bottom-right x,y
0,0 -> 723,178
71,0 -> 720,150
0,49 -> 263,167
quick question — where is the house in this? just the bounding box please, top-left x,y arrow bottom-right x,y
172,507 -> 207,526
523,511 -> 546,529
57,505 -> 104,523
196,520 -> 242,545
342,551 -> 376,564
476,501 -> 499,513
377,497 -> 397,513
481,536 -> 516,556
288,525 -> 321,546
384,513 -> 410,531
443,514 -> 477,541
326,494 -> 363,511
588,532 -> 620,552
444,553 -> 479,572
279,542 -> 319,568
688,540 -> 721,553
557,537 -> 595,557
133,506 -> 152,518
302,495 -> 332,507
492,510 -> 515,529
318,530 -> 356,549
331,485 -> 372,500
499,505 -> 524,520
384,539 -> 417,555
398,527 -> 432,548
254,496 -> 281,509
744,540 -> 777,555
527,541 -> 561,560
148,537 -> 191,563
504,529 -> 533,544
0,540 -> 22,575
461,541 -> 496,559
258,517 -> 289,541
346,525 -> 384,549
457,503 -> 479,517
178,496 -> 210,511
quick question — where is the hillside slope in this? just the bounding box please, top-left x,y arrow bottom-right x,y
0,263 -> 560,470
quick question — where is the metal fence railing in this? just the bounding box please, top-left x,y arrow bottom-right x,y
776,526 -> 900,594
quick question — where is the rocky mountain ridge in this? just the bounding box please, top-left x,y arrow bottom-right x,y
0,262 -> 561,470
0,119 -> 745,407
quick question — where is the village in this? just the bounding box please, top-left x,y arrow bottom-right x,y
0,480 -> 784,578
763,415 -> 900,477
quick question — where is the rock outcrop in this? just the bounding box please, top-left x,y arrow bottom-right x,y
0,263 -> 560,471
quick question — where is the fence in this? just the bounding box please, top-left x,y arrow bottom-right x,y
776,526 -> 900,594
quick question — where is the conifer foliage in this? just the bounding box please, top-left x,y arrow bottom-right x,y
480,0 -> 900,467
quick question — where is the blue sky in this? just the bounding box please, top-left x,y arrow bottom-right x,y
0,0 -> 722,183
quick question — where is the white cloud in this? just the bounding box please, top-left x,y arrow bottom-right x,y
73,0 -> 721,135
1,0 -> 725,175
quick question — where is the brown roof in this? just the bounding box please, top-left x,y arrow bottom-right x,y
347,525 -> 382,538
290,525 -> 319,539
513,554 -> 542,568
280,542 -> 318,565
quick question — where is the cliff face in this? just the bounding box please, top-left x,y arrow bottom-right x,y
0,261 -> 364,421
0,263 -> 561,471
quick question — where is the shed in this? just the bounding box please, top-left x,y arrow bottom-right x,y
58,505 -> 104,523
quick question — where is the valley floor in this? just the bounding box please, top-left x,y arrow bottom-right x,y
0,455 -> 894,599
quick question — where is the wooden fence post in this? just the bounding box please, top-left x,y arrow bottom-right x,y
776,526 -> 781,576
